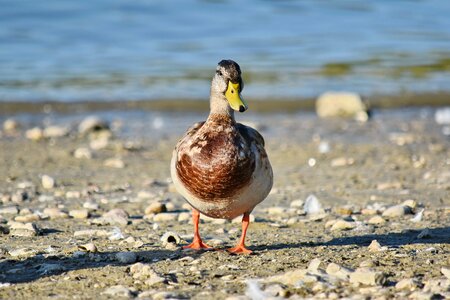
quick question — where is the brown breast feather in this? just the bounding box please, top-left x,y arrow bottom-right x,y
176,120 -> 256,202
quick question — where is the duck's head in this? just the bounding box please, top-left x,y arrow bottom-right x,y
211,59 -> 248,113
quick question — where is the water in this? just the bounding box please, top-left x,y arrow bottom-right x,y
1,0 -> 450,103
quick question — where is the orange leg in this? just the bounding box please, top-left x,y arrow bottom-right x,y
228,213 -> 253,254
183,209 -> 213,250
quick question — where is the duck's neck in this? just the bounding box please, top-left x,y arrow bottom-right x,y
207,92 -> 235,124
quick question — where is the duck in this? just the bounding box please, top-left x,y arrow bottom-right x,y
170,59 -> 273,254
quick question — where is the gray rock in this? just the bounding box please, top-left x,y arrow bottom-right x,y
74,229 -> 109,237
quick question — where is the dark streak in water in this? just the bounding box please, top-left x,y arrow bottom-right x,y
1,92 -> 449,116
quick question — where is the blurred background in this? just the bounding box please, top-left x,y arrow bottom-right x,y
1,0 -> 450,107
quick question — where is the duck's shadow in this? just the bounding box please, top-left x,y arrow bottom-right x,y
0,249 -> 179,284
254,226 -> 450,251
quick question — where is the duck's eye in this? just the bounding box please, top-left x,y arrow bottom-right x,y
216,70 -> 223,76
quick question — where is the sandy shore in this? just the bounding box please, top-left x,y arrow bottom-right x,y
0,108 -> 449,299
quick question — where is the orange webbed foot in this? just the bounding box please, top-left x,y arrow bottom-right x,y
183,238 -> 214,250
227,244 -> 253,255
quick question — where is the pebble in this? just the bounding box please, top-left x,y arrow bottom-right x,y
349,268 -> 386,285
368,240 -> 385,252
129,263 -> 165,286
335,206 -> 353,216
104,158 -> 125,168
116,252 -> 137,264
66,191 -> 81,198
73,147 -> 93,159
265,268 -> 308,286
382,205 -> 411,218
69,209 -> 89,219
402,199 -> 417,210
41,175 -> 56,189
3,118 -> 20,132
331,220 -> 354,231
331,157 -> 354,167
267,206 -> 286,215
326,263 -> 353,281
83,201 -> 99,210
9,247 -> 37,258
98,208 -> 129,226
376,181 -> 402,190
14,214 -> 40,222
304,194 -> 323,215
307,258 -> 323,274
89,137 -> 109,150
39,263 -> 66,275
177,212 -> 190,222
73,229 -> 109,237
152,212 -> 178,222
361,208 -> 378,215
290,199 -> 304,208
160,231 -> 182,249
25,127 -> 44,141
144,202 -> 167,215
417,228 -> 431,239
43,125 -> 69,138
102,285 -> 133,298
368,215 -> 386,225
316,91 -> 368,121
78,116 -> 109,135
78,242 -> 98,253
0,206 -> 19,215
43,207 -> 69,219
8,221 -> 40,237
395,278 -> 416,291
435,107 -> 450,124
441,267 -> 450,280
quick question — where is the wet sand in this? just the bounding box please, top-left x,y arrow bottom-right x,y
0,107 -> 449,299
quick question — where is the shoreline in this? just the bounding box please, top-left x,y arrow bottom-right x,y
1,91 -> 450,116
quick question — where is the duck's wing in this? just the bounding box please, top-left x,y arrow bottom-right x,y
175,121 -> 205,150
236,123 -> 265,148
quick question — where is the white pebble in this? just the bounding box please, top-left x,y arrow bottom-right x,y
41,175 -> 56,189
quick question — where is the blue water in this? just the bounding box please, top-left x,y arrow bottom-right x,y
1,0 -> 450,102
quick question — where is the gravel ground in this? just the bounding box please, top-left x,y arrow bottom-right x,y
0,108 -> 449,299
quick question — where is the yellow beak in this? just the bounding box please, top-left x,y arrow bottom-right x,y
225,81 -> 248,112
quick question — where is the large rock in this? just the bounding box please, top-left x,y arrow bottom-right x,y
316,92 -> 369,121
